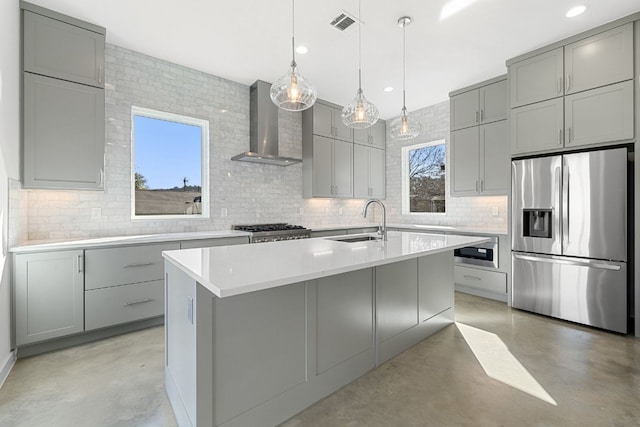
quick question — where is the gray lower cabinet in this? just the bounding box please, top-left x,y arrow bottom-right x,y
454,266 -> 507,295
419,252 -> 453,321
376,253 -> 453,363
23,72 -> 105,189
84,242 -> 179,330
166,252 -> 455,427
85,280 -> 164,330
14,250 -> 84,346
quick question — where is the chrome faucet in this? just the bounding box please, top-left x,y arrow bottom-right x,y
362,199 -> 387,241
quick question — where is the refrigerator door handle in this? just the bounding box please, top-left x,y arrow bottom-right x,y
513,254 -> 622,271
562,159 -> 569,247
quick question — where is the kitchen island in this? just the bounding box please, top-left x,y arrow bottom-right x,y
162,231 -> 488,427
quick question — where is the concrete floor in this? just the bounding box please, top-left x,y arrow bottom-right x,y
1,293 -> 639,426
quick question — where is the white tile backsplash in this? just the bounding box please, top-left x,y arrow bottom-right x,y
9,45 -> 507,244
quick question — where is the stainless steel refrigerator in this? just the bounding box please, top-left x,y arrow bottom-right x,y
512,147 -> 628,333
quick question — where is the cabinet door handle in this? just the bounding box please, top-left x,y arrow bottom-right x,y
124,298 -> 152,306
558,77 -> 562,94
480,109 -> 484,122
475,180 -> 479,192
566,74 -> 571,92
475,111 -> 479,123
567,127 -> 572,143
98,65 -> 103,84
480,180 -> 484,192
98,168 -> 104,186
463,275 -> 482,281
123,262 -> 155,268
78,255 -> 84,273
558,129 -> 563,145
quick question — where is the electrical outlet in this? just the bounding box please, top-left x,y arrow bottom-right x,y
221,207 -> 228,217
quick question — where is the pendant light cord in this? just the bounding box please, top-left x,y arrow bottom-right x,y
402,19 -> 407,109
358,0 -> 362,91
291,0 -> 296,67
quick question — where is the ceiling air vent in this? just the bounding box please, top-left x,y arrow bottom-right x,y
329,11 -> 358,32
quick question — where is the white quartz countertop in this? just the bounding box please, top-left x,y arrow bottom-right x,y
306,223 -> 507,236
163,231 -> 489,298
9,230 -> 250,253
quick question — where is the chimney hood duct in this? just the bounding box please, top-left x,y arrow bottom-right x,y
231,80 -> 302,166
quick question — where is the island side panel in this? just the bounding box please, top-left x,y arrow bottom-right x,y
377,252 -> 455,364
419,251 -> 454,321
315,268 -> 375,374
164,261 -> 197,427
212,282 -> 307,426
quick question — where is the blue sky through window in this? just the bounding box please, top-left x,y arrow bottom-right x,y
133,115 -> 202,189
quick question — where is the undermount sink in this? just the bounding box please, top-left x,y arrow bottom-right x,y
330,235 -> 381,243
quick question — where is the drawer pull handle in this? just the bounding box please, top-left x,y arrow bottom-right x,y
124,298 -> 152,306
123,262 -> 155,268
463,275 -> 482,281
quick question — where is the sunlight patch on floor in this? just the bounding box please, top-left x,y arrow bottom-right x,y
456,322 -> 557,406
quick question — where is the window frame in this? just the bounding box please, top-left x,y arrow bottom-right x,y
130,106 -> 210,220
401,139 -> 446,216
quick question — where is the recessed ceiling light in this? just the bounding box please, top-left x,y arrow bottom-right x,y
384,87 -> 394,92
296,45 -> 308,54
566,5 -> 586,18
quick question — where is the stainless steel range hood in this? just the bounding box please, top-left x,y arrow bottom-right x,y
231,80 -> 302,166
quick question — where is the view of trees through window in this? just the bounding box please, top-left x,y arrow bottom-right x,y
407,142 -> 446,213
132,107 -> 208,217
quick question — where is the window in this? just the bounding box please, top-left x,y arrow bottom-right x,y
401,140 -> 446,214
131,106 -> 209,218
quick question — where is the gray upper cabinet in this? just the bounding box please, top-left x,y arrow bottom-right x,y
23,73 -> 105,189
303,99 -> 379,199
354,120 -> 386,149
451,120 -> 508,196
451,79 -> 507,131
564,23 -> 633,95
21,2 -> 106,190
450,76 -> 508,196
511,97 -> 564,155
23,9 -> 105,88
311,101 -> 352,142
306,135 -> 353,198
508,22 -> 635,155
509,48 -> 563,108
353,144 -> 385,199
14,250 -> 84,346
564,80 -> 634,149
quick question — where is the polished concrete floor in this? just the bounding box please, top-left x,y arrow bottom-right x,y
1,293 -> 639,426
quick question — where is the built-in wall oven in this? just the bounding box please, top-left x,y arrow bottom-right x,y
454,236 -> 498,269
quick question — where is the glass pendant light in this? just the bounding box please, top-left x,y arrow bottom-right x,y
271,0 -> 317,111
342,0 -> 379,128
390,16 -> 421,140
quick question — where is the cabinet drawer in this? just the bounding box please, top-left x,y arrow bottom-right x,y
85,280 -> 164,330
454,266 -> 506,294
85,242 -> 179,289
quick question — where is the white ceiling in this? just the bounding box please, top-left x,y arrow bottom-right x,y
27,0 -> 640,119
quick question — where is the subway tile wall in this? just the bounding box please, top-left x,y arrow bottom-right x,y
9,44 -> 507,245
9,45 -> 370,244
384,100 -> 508,231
